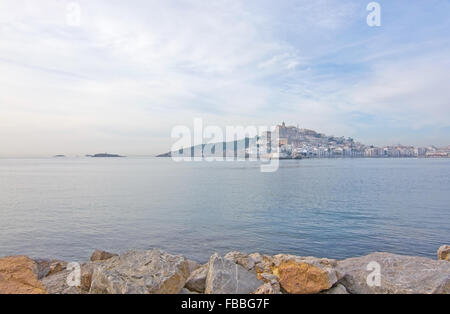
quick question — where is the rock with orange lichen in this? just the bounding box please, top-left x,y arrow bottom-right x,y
0,256 -> 47,294
273,256 -> 339,294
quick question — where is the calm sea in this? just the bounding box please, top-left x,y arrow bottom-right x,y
0,157 -> 449,262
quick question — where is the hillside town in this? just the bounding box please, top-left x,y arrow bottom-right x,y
253,122 -> 450,159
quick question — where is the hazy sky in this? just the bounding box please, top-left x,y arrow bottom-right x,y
1,0 -> 449,156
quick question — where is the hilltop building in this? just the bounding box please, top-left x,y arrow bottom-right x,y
253,122 -> 447,159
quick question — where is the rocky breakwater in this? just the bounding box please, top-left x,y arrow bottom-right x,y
0,246 -> 449,294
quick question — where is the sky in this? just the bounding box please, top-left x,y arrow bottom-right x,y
0,0 -> 449,157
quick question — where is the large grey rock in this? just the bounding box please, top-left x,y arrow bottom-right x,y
80,261 -> 104,292
89,249 -> 189,294
41,269 -> 81,294
185,264 -> 208,293
337,252 -> 450,294
205,253 -> 263,294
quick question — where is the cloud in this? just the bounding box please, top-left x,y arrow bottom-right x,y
0,0 -> 449,155
345,53 -> 450,129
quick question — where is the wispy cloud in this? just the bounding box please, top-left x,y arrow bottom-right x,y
0,0 -> 449,156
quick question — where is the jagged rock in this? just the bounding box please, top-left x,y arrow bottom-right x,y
185,264 -> 208,293
253,272 -> 282,294
225,251 -> 256,271
90,249 -> 118,262
49,260 -> 67,276
89,249 -> 189,294
259,272 -> 279,283
34,259 -> 52,279
205,253 -> 263,294
270,255 -> 339,294
253,282 -> 282,294
186,259 -> 201,274
80,262 -> 97,292
42,260 -> 112,293
224,251 -> 277,275
0,256 -> 47,294
249,253 -> 263,264
254,254 -> 281,275
41,269 -> 81,294
255,260 -> 270,274
34,259 -> 67,279
321,284 -> 349,294
438,245 -> 450,261
337,252 -> 450,294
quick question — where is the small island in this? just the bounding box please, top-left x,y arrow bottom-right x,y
87,153 -> 125,158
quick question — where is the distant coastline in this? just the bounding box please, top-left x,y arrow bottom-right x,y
158,122 -> 450,159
